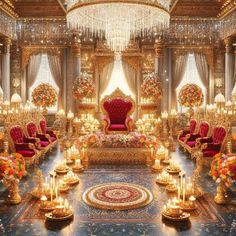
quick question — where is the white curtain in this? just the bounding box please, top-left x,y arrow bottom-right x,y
122,61 -> 136,96
172,54 -> 188,108
47,54 -> 63,109
27,54 -> 42,89
194,53 -> 209,89
99,62 -> 114,98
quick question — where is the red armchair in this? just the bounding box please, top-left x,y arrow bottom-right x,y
184,121 -> 210,154
26,121 -> 51,152
178,119 -> 197,147
39,118 -> 57,146
101,88 -> 135,133
197,126 -> 227,159
8,125 -> 40,166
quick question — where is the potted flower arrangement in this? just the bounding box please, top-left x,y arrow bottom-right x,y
178,83 -> 203,115
32,83 -> 57,114
73,72 -> 95,100
141,72 -> 162,100
210,154 -> 236,204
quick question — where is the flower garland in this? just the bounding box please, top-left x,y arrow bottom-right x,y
178,84 -> 204,107
32,83 -> 57,107
210,153 -> 236,187
77,132 -> 157,149
0,153 -> 26,180
141,72 -> 162,100
73,72 -> 95,100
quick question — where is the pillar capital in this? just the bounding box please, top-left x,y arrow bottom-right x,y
154,38 -> 164,58
2,37 -> 11,54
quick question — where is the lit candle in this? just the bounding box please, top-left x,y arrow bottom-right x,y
50,188 -> 53,201
55,186 -> 58,200
155,159 -> 160,168
177,186 -> 180,201
189,195 -> 196,207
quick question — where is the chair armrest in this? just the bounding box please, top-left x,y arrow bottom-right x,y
23,136 -> 39,143
125,116 -> 133,131
36,133 -> 50,141
102,115 -> 111,133
46,130 -> 57,138
185,133 -> 200,142
178,129 -> 190,139
201,143 -> 221,151
15,142 -> 35,150
198,137 -> 213,144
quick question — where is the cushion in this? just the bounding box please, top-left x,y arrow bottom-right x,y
27,122 -> 37,137
179,136 -> 186,142
108,124 -> 127,131
39,141 -> 50,147
103,98 -> 133,124
212,127 -> 226,144
17,150 -> 35,157
40,120 -> 47,134
203,150 -> 219,158
199,122 -> 209,138
10,126 -> 24,143
189,119 -> 197,133
186,141 -> 196,148
50,137 -> 57,143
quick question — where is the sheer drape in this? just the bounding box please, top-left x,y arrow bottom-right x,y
194,53 -> 209,88
47,54 -> 63,109
172,54 -> 188,108
122,61 -> 136,97
28,54 -> 42,89
100,62 -> 114,98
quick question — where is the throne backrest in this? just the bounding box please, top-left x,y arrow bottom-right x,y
189,119 -> 197,133
212,126 -> 226,144
39,119 -> 47,134
10,125 -> 24,144
101,88 -> 135,124
199,121 -> 210,138
27,122 -> 37,137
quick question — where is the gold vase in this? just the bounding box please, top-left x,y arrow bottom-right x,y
3,176 -> 21,204
214,181 -> 228,204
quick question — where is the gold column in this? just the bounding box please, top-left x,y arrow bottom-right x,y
224,37 -> 234,101
2,37 -> 11,101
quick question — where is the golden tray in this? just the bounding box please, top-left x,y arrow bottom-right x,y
166,167 -> 181,174
45,212 -> 73,222
72,166 -> 84,173
166,185 -> 177,193
58,185 -> 70,192
156,179 -> 169,186
64,179 -> 79,185
151,165 -> 163,172
40,202 -> 56,212
179,202 -> 197,212
54,167 -> 70,174
162,210 -> 190,221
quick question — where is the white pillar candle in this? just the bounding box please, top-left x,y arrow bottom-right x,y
155,159 -> 160,167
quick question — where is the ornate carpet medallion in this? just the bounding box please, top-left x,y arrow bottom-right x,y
82,182 -> 153,210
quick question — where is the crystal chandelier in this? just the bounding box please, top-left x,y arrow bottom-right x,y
66,0 -> 170,52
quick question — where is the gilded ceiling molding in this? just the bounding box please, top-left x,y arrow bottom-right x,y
218,0 -> 236,18
0,0 -> 18,18
21,46 -> 64,69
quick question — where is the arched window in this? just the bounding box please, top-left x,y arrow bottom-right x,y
29,54 -> 59,113
176,53 -> 206,112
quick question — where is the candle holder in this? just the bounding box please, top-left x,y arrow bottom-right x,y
39,195 -> 56,212
31,170 -> 44,198
166,161 -> 181,174
156,171 -> 172,185
54,161 -> 70,174
63,171 -> 80,185
155,145 -> 169,161
179,196 -> 197,211
166,180 -> 178,193
58,180 -> 70,193
152,159 -> 163,172
72,159 -> 84,173
214,181 -> 228,205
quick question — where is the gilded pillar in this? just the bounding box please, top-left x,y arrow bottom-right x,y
2,38 -> 11,101
72,40 -> 81,79
224,37 -> 234,100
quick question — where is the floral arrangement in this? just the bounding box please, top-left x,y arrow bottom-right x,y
0,153 -> 26,180
178,84 -> 204,107
73,72 -> 95,100
141,72 -> 162,100
77,132 -> 157,149
32,83 -> 57,107
210,153 -> 236,187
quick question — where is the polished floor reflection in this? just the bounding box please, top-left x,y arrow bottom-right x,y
0,146 -> 236,236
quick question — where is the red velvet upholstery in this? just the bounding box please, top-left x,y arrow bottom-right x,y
189,119 -> 197,133
200,126 -> 227,158
178,119 -> 197,145
103,98 -> 133,125
27,122 -> 37,138
101,92 -> 134,133
9,126 -> 38,159
39,119 -> 57,142
199,122 -> 210,138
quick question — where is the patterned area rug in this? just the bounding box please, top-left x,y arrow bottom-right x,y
82,182 -> 153,210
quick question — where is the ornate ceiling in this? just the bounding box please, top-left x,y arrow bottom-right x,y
7,0 -> 234,18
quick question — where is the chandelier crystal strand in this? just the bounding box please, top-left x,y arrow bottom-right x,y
66,0 -> 170,52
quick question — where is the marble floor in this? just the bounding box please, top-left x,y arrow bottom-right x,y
0,146 -> 236,236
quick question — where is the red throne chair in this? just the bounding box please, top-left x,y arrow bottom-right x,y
8,125 -> 41,166
38,118 -> 57,147
26,121 -> 51,152
197,126 -> 227,161
101,88 -> 135,133
184,121 -> 210,154
178,119 -> 197,147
